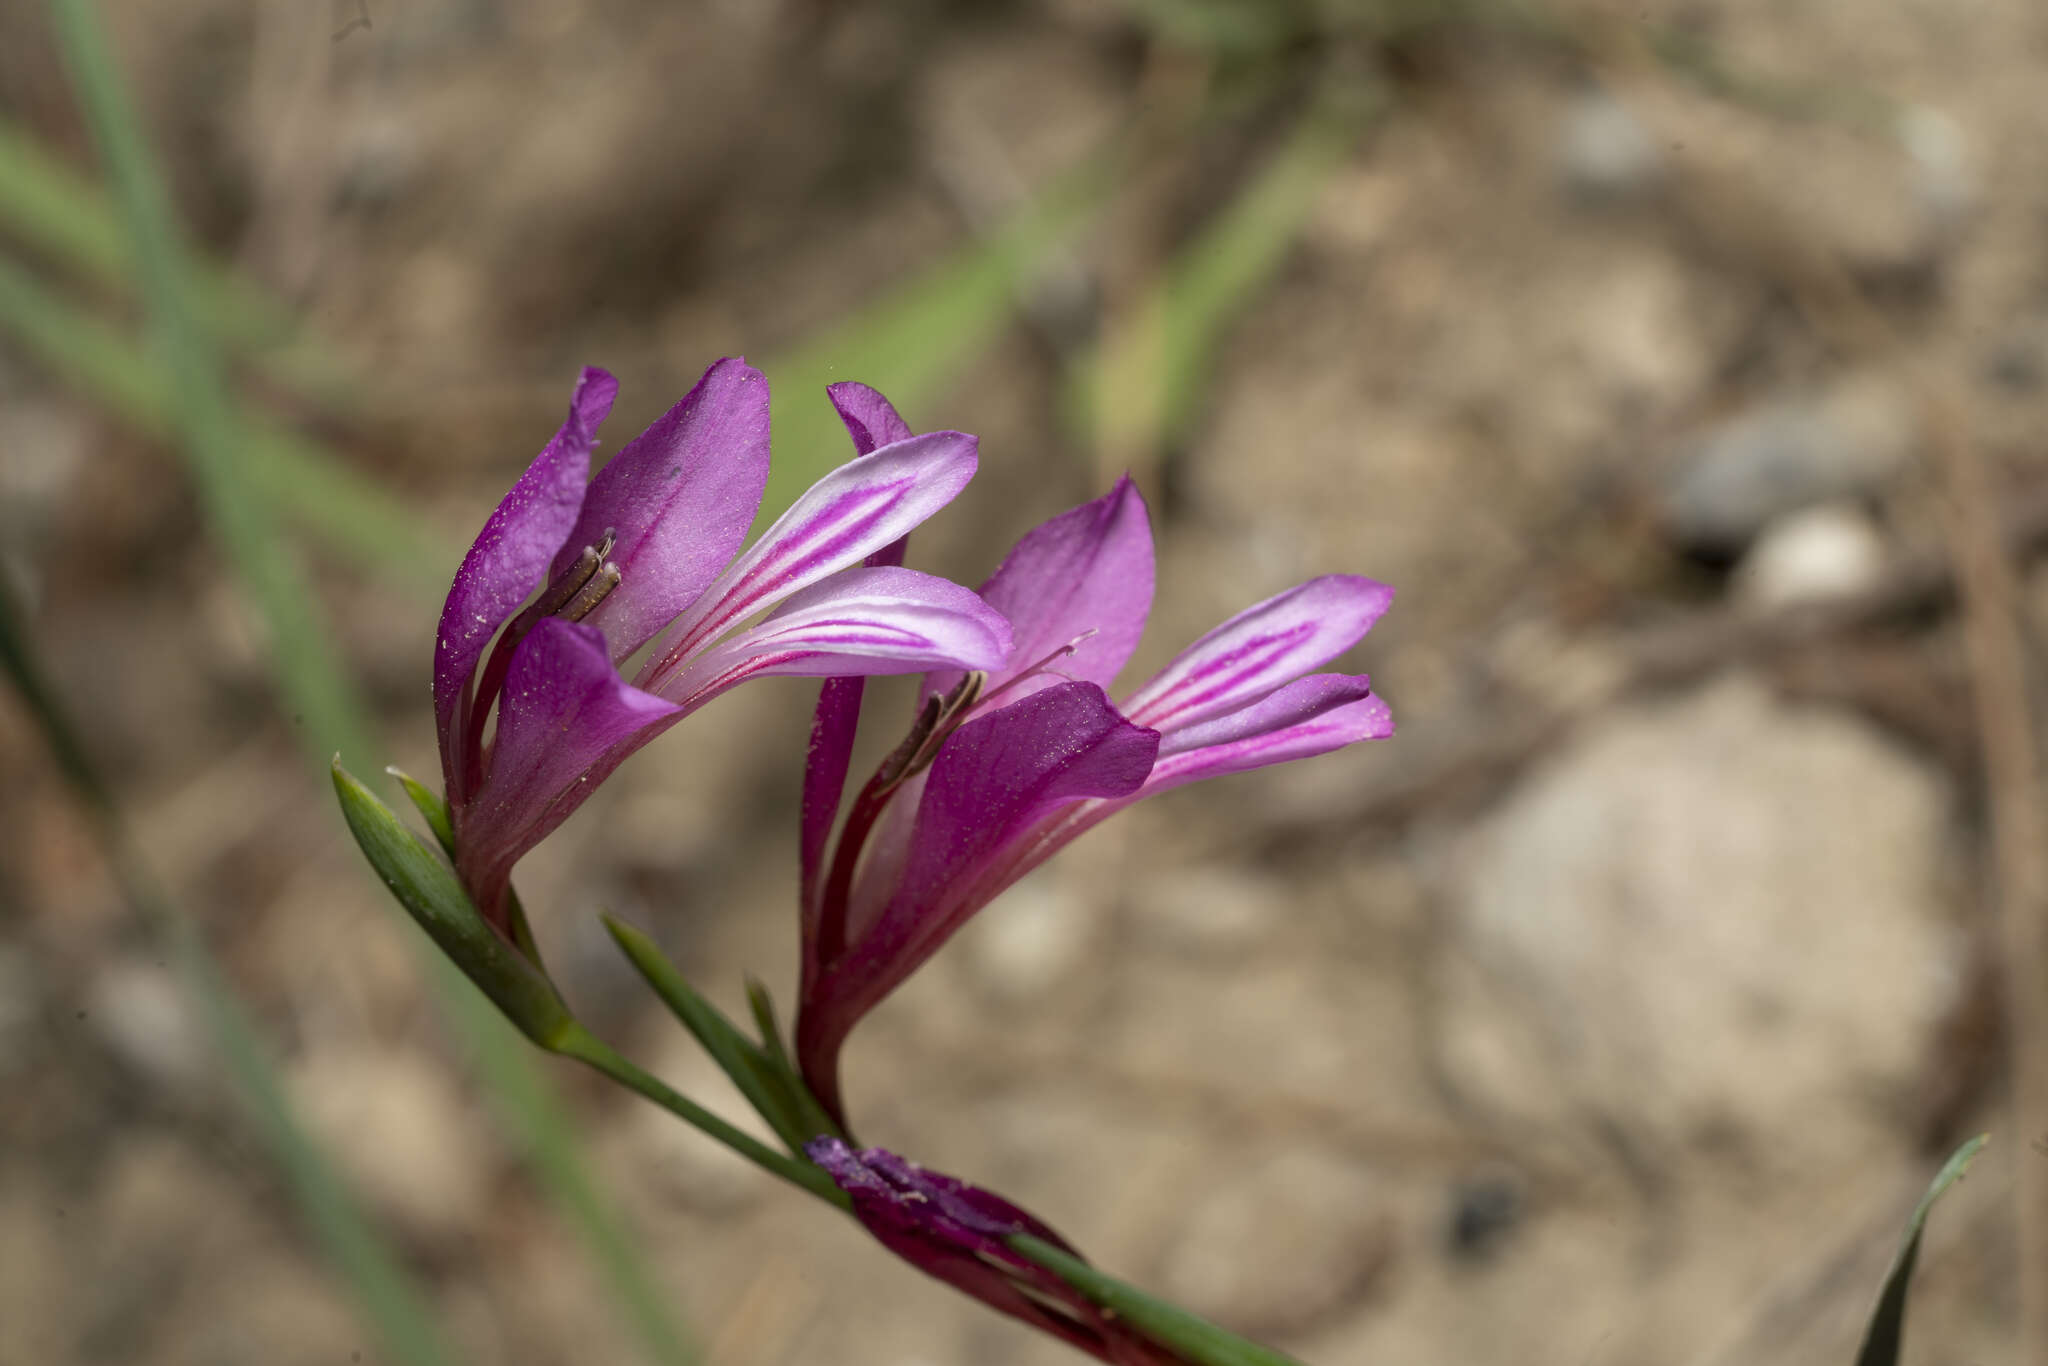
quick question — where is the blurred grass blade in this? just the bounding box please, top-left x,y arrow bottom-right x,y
0,116 -> 359,401
0,580 -> 464,1366
46,7 -> 698,1363
48,0 -> 372,769
1073,75 -> 1382,475
456,991 -> 701,1366
0,252 -> 442,595
1009,1233 -> 1302,1366
1853,1134 -> 1988,1366
758,150 -> 1114,526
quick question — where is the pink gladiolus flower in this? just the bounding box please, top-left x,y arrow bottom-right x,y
435,360 -> 1010,929
796,388 -> 1393,1125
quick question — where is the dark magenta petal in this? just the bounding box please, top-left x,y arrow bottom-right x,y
435,367 -> 616,803
637,429 -> 980,691
652,567 -> 1013,711
1143,683 -> 1393,795
826,381 -> 915,455
807,1139 -> 1179,1365
800,675 -> 867,951
798,683 -> 1157,1115
552,357 -> 771,661
454,617 -> 678,923
1121,575 -> 1393,735
928,476 -> 1155,704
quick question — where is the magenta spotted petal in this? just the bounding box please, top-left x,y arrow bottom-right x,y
551,357 -> 770,661
807,1139 -> 1190,1366
435,366 -> 616,805
926,475 -> 1154,706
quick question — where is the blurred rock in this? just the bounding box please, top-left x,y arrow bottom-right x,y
1660,376 -> 1917,555
1899,106 -> 1975,233
959,868 -> 1096,1003
1126,866 -> 1285,957
1557,89 -> 1661,201
1732,502 -> 1888,611
0,944 -> 38,1077
291,1046 -> 491,1243
1440,676 -> 1958,1167
1158,1145 -> 1393,1333
87,961 -> 208,1091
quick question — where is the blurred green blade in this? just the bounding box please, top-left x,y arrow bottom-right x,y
1853,1134 -> 1988,1366
0,115 -> 358,400
1074,76 -> 1380,467
758,151 -> 1113,525
0,579 -> 464,1366
49,0 -> 371,769
0,252 -> 442,595
1010,1233 -> 1303,1366
46,5 -> 699,1363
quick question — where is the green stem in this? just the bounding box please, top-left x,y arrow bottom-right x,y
550,1024 -> 851,1211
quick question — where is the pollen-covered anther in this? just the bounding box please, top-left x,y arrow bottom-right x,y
558,562 -> 622,622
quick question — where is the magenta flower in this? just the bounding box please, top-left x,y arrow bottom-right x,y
795,391 -> 1394,1125
436,360 -> 1010,929
807,1139 -> 1193,1365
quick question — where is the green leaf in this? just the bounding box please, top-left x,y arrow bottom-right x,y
602,916 -> 842,1153
0,116 -> 359,403
0,579 -> 464,1366
1070,74 -> 1381,467
1009,1233 -> 1304,1366
332,760 -> 573,1046
0,253 -> 443,596
1853,1134 -> 1988,1366
757,150 -> 1113,530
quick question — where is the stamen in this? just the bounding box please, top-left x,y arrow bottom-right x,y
527,543 -> 603,620
558,563 -> 621,622
976,629 -> 1097,710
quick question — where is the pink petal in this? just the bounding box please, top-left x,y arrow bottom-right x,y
927,476 -> 1155,705
1120,575 -> 1393,735
454,618 -> 678,920
827,381 -> 915,455
653,567 -> 1012,711
1142,686 -> 1393,795
552,357 -> 771,660
435,367 -> 616,804
638,430 -> 979,689
799,683 -> 1156,1114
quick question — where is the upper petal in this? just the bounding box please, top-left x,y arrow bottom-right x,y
552,357 -> 771,661
455,617 -> 679,910
435,366 -> 616,800
1142,681 -> 1393,794
827,381 -> 915,456
652,567 -> 1013,711
1120,575 -> 1393,735
638,430 -> 980,689
927,476 -> 1155,705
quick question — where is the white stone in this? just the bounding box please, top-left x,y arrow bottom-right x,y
1734,502 -> 1888,611
1441,676 -> 1957,1167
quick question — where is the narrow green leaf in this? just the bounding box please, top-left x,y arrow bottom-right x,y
0,253 -> 442,594
0,116 -> 359,403
1009,1234 -> 1304,1366
0,580 -> 463,1366
1853,1134 -> 1989,1366
1071,77 -> 1380,465
758,152 -> 1113,528
457,1000 -> 700,1366
333,760 -> 573,1046
601,916 -> 839,1153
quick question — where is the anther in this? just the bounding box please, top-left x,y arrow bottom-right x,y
558,563 -> 621,622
